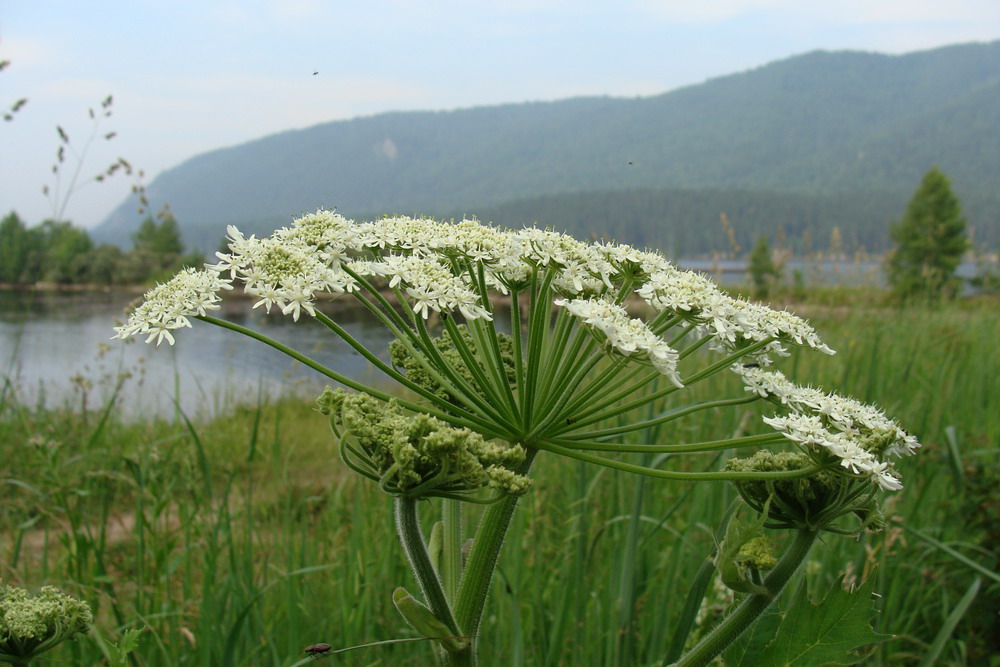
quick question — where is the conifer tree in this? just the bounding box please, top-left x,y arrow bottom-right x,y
887,167 -> 968,300
748,234 -> 780,299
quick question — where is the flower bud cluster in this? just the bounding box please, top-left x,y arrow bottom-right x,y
318,388 -> 530,498
724,450 -> 885,532
1,583 -> 92,662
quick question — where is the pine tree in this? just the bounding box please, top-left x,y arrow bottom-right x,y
886,167 -> 968,301
748,234 -> 780,299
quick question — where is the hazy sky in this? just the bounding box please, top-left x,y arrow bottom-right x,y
2,1 -> 998,229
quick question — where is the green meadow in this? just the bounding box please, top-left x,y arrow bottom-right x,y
2,295 -> 998,666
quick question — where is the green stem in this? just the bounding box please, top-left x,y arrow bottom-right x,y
555,338 -> 775,434
454,450 -> 538,658
467,262 -> 521,421
195,315 -> 501,436
413,315 -> 515,432
509,289 -> 526,422
441,315 -> 515,425
313,310 -> 478,418
522,266 -> 557,425
563,395 -> 759,441
441,499 -> 463,604
536,439 -> 822,482
546,432 -> 787,454
394,497 -> 460,638
670,528 -> 819,667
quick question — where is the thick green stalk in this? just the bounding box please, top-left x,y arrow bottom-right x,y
670,528 -> 819,667
454,451 -> 537,659
393,498 -> 460,638
441,499 -> 463,604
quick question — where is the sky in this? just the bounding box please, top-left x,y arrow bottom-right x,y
1,1 -> 998,229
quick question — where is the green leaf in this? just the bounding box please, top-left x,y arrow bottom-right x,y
392,587 -> 466,653
723,606 -> 782,666
750,577 -> 890,666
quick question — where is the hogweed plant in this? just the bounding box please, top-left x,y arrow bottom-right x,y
113,210 -> 919,665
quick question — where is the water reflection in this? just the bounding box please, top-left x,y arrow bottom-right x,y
0,289 -> 393,418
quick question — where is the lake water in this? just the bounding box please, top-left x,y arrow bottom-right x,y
0,258 -> 981,418
0,289 -> 394,418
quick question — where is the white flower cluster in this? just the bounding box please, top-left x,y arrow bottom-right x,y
734,365 -> 919,490
112,268 -> 232,345
638,266 -> 835,360
114,210 -> 833,372
555,297 -> 684,387
366,254 -> 492,320
208,220 -> 359,321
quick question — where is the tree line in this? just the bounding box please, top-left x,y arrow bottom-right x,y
0,211 -> 204,286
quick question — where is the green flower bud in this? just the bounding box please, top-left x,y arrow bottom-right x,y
725,450 -> 881,534
328,391 -> 530,499
737,536 -> 777,571
0,584 -> 92,664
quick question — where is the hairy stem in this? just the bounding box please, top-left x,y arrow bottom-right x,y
394,498 -> 461,638
670,528 -> 819,667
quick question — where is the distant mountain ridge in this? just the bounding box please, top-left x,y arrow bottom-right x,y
93,40 -> 1000,254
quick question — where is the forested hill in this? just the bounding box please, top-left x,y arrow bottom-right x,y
93,40 -> 1000,254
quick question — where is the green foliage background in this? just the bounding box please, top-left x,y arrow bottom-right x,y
0,211 -> 203,286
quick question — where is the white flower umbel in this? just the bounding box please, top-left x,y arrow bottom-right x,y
555,297 -> 683,387
734,365 -> 920,457
112,268 -> 232,345
639,267 -> 835,361
739,364 -> 918,490
211,230 -> 357,319
513,228 -> 615,294
762,414 -> 904,491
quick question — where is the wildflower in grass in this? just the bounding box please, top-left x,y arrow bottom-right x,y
0,584 -> 92,664
113,208 -> 919,666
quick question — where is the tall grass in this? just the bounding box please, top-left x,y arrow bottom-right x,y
1,302 -> 997,665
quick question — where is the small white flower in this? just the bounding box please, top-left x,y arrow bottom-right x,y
113,268 -> 232,346
556,297 -> 683,387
